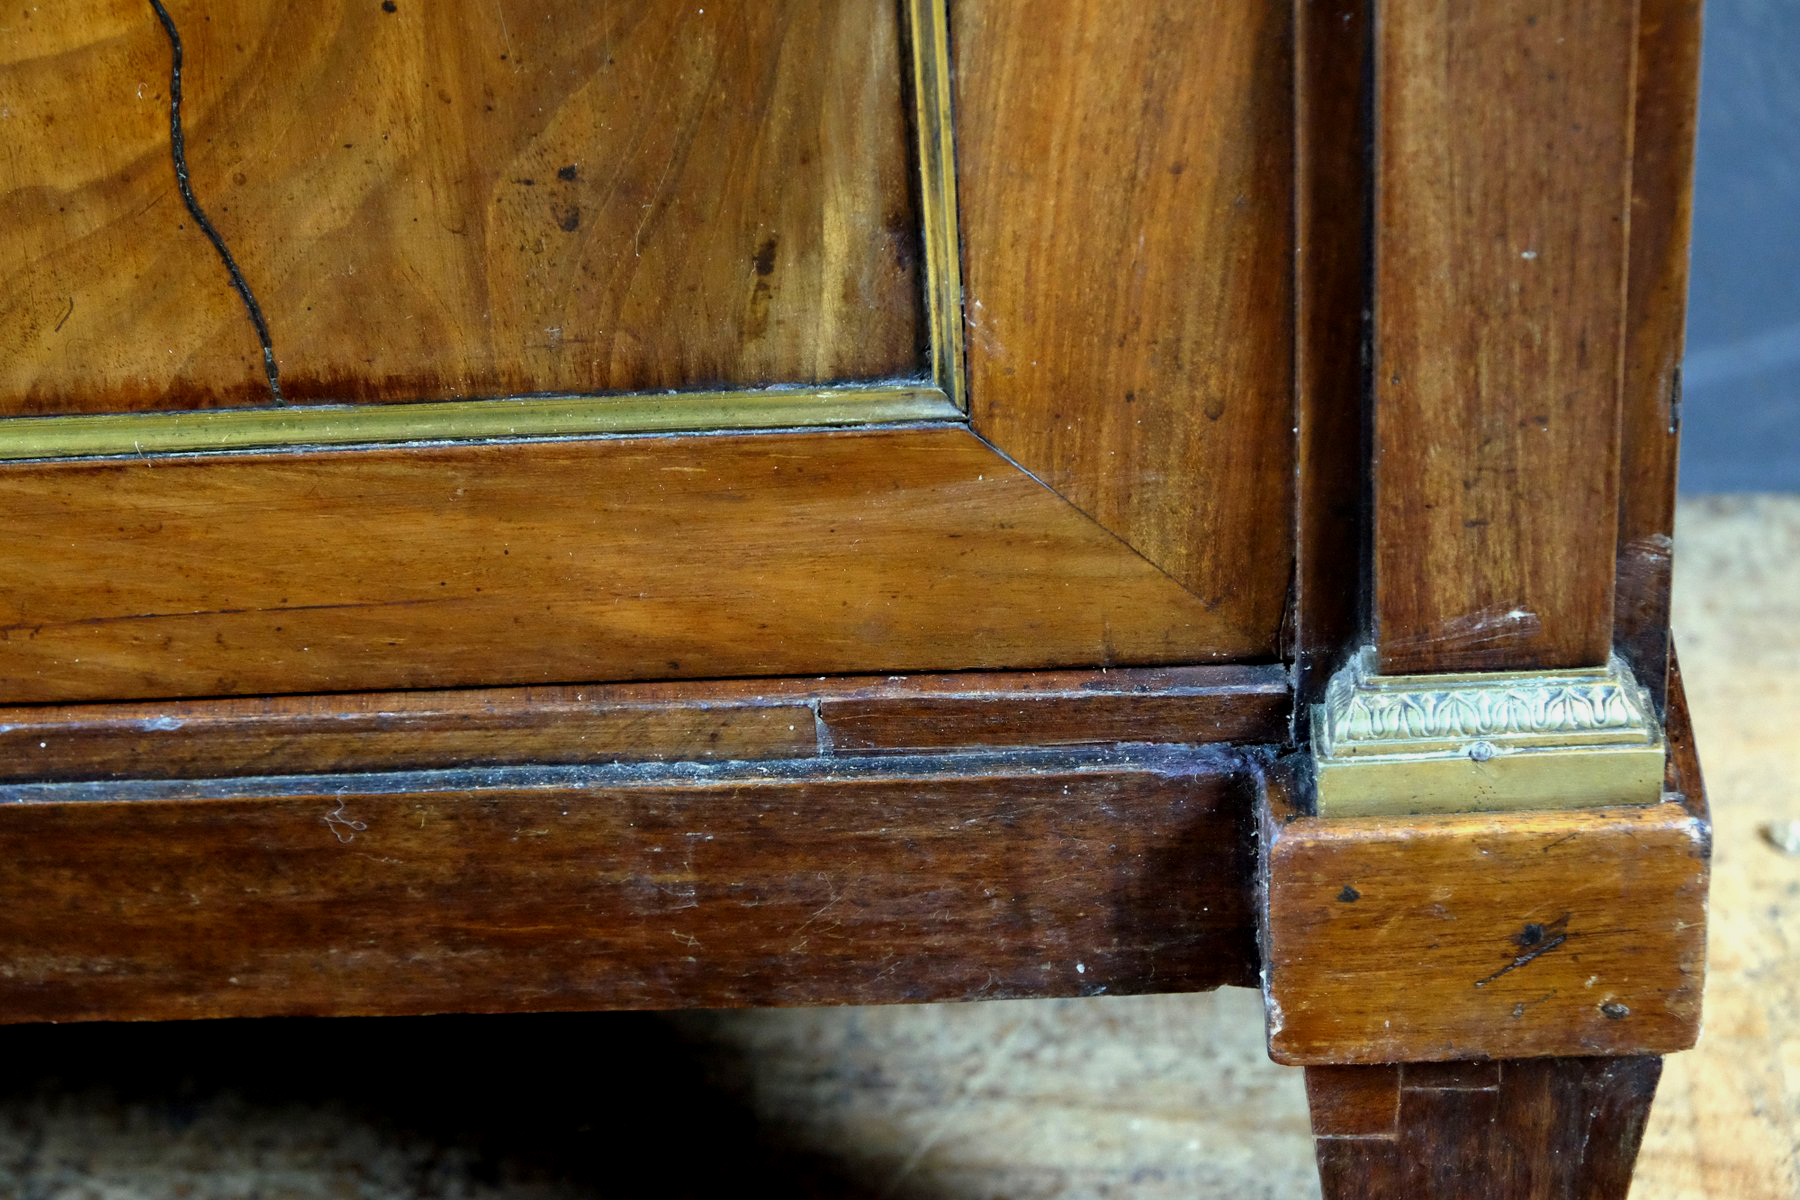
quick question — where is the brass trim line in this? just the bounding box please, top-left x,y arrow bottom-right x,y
908,0 -> 968,412
1310,648 -> 1667,817
0,386 -> 961,462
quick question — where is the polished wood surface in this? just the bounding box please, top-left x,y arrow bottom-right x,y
954,0 -> 1294,619
1372,0 -> 1638,672
1308,1057 -> 1663,1199
0,664 -> 1289,782
0,747 -> 1259,1023
1616,0 -> 1703,712
0,426 -> 1273,703
0,0 -> 921,414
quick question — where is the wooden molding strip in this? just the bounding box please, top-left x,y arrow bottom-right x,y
0,385 -> 959,463
0,746 -> 1261,1023
0,664 -> 1290,783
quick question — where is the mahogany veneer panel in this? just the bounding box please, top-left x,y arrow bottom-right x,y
954,0 -> 1294,615
1373,0 -> 1637,672
0,0 -> 920,413
0,749 -> 1260,1022
0,427 -> 1273,703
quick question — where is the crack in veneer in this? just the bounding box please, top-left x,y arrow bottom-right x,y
148,0 -> 284,404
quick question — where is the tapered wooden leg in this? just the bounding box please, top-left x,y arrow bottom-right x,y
1305,1057 -> 1663,1200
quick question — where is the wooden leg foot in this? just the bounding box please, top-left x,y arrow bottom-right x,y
1305,1056 -> 1662,1200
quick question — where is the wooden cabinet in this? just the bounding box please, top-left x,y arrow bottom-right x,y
0,3 -> 1707,1196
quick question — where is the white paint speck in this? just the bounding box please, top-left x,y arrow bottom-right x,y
1075,962 -> 1086,975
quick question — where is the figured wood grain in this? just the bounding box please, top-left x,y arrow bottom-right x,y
1372,0 -> 1638,672
1261,674 -> 1709,1065
0,664 -> 1290,782
0,426 -> 1274,704
953,0 -> 1294,620
1293,0 -> 1372,722
0,0 -> 921,414
0,748 -> 1260,1023
1308,1057 -> 1662,1200
1615,0 -> 1703,712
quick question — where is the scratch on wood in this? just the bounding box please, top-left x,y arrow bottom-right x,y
1474,913 -> 1571,988
323,799 -> 366,843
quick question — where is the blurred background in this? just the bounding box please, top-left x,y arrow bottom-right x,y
1681,3 -> 1800,492
2,4 -> 1796,1197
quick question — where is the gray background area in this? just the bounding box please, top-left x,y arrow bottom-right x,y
1683,0 -> 1800,491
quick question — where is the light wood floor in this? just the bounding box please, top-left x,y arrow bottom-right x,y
0,496 -> 1793,1198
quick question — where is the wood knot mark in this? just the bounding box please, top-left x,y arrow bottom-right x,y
1473,913 -> 1571,988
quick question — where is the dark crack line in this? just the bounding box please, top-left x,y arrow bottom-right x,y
1474,919 -> 1572,989
149,0 -> 283,404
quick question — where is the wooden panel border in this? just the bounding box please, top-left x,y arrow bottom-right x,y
0,424 -> 1279,704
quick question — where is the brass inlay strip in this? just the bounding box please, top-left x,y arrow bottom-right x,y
0,0 -> 969,462
0,386 -> 960,462
908,0 -> 967,411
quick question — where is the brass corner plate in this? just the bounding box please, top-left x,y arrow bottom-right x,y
1310,648 -> 1666,816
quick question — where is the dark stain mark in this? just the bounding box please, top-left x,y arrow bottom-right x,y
557,164 -> 579,181
744,279 -> 772,338
1474,913 -> 1571,988
882,210 -> 917,273
1600,1001 -> 1630,1020
514,177 -> 536,187
555,205 -> 581,232
1168,160 -> 1187,175
52,296 -> 74,333
1203,396 -> 1227,421
381,0 -> 397,10
148,0 -> 283,404
1338,884 -> 1360,903
751,235 -> 780,277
